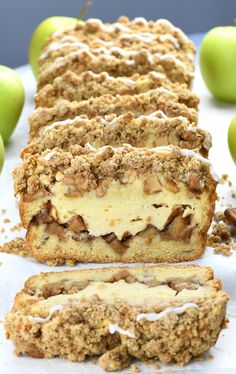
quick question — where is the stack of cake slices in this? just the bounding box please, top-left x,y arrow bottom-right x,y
6,17 -> 228,370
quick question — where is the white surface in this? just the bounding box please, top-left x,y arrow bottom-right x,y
0,63 -> 236,373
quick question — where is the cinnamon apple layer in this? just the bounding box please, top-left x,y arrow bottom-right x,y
29,89 -> 198,139
22,112 -> 211,159
5,265 -> 228,370
13,145 -> 217,263
35,71 -> 199,109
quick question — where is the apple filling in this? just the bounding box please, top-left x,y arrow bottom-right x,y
24,175 -> 212,254
29,275 -> 210,315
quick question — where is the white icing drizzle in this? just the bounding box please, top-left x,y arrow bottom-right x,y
41,41 -> 89,59
120,32 -> 156,43
160,34 -> 180,49
149,71 -> 166,79
109,323 -> 135,338
157,53 -> 189,71
133,17 -> 148,25
86,19 -> 130,33
43,150 -> 58,161
43,46 -> 191,77
40,117 -> 86,136
29,304 -> 64,323
136,303 -> 198,322
139,110 -> 168,120
155,19 -> 190,43
187,125 -> 197,133
85,143 -> 97,152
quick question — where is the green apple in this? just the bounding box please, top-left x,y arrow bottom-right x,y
29,17 -> 79,79
228,114 -> 236,163
0,66 -> 25,144
200,27 -> 236,102
0,134 -> 4,173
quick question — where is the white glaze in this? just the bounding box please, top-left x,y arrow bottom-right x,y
133,17 -> 148,25
120,32 -> 156,43
40,117 -> 87,136
29,304 -> 64,323
136,303 -> 198,321
43,150 -> 58,161
160,34 -> 180,49
109,323 -> 135,338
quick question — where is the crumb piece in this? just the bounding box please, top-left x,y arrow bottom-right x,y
208,216 -> 236,256
214,211 -> 225,223
143,359 -> 161,369
1,228 -> 5,233
3,218 -> 10,224
1,209 -> 6,214
10,223 -> 23,232
194,354 -> 206,362
46,258 -> 66,266
0,238 -> 29,257
0,261 -> 2,266
99,346 -> 131,371
220,174 -> 232,186
206,353 -> 214,360
65,259 -> 77,267
130,364 -> 141,372
212,244 -> 232,257
231,192 -> 236,198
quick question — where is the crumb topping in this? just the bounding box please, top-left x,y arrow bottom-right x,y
36,70 -> 199,109
29,89 -> 198,138
14,145 -> 215,197
22,112 -> 210,159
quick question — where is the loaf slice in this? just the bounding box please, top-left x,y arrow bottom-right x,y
5,265 -> 228,370
29,89 -> 198,139
35,71 -> 199,109
13,145 -> 217,264
22,112 -> 211,159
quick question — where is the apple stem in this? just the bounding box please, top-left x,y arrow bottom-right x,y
78,0 -> 93,20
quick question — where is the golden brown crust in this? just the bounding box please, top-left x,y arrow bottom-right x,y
22,113 -> 211,159
29,89 -> 198,139
35,71 -> 199,109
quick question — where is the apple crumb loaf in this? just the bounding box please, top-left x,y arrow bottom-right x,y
13,144 -> 217,264
5,265 -> 228,370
